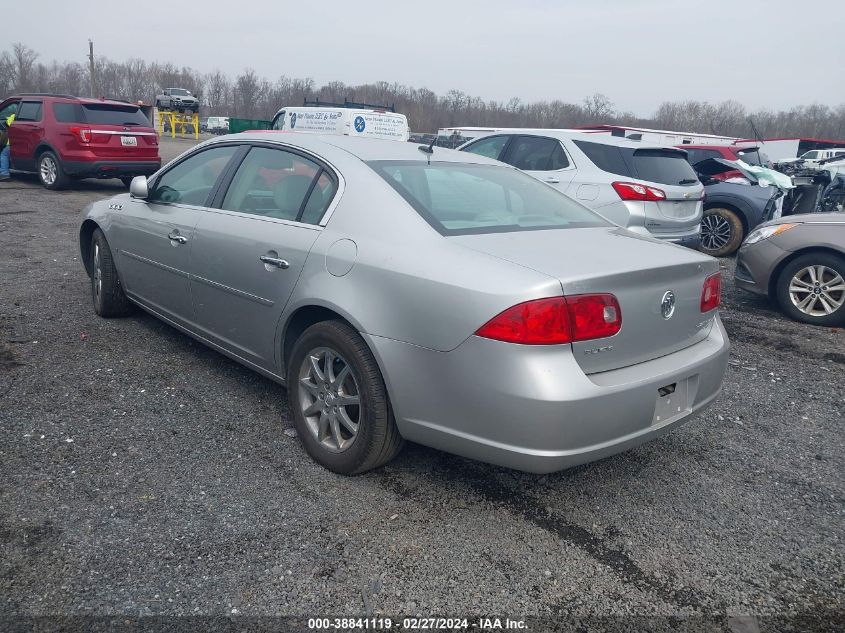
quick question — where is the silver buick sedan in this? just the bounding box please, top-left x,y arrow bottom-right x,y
79,132 -> 729,475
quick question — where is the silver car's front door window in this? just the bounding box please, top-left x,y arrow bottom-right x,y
112,145 -> 239,324
188,146 -> 335,368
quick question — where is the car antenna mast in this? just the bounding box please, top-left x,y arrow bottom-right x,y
418,136 -> 436,165
748,117 -> 765,165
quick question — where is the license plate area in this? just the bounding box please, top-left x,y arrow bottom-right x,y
652,379 -> 691,427
120,136 -> 138,146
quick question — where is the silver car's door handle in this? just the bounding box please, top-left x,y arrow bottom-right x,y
167,231 -> 188,244
260,255 -> 290,269
545,177 -> 560,184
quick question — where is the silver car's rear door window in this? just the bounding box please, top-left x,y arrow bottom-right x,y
188,145 -> 326,368
504,136 -> 570,171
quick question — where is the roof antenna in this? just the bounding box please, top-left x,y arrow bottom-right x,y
418,136 -> 436,165
748,117 -> 765,166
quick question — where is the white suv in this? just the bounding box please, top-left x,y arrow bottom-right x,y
460,130 -> 704,248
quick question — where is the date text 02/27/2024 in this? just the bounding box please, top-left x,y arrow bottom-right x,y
307,617 -> 528,630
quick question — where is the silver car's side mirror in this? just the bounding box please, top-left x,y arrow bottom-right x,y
129,176 -> 149,199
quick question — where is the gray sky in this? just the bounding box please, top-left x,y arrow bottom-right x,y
14,0 -> 845,116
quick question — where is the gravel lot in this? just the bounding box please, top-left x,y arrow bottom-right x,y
1,137 -> 843,630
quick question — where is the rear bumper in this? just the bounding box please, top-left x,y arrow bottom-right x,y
626,224 -> 702,249
63,160 -> 161,179
366,315 -> 730,473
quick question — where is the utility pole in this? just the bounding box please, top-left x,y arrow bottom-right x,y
88,39 -> 97,98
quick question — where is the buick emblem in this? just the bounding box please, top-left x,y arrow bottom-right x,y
661,291 -> 676,319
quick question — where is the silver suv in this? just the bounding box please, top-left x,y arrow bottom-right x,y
460,130 -> 703,247
155,88 -> 199,113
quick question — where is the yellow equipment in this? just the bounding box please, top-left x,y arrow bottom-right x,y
156,110 -> 199,140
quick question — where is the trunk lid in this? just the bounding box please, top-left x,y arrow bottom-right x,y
452,227 -> 719,374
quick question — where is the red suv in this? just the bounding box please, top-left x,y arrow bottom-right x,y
0,93 -> 161,190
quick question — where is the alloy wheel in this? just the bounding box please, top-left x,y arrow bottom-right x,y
788,265 -> 845,317
40,156 -> 57,186
93,243 -> 102,300
297,346 -> 361,453
700,214 -> 732,252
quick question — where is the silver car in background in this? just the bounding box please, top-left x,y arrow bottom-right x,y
79,133 -> 729,475
735,213 -> 845,326
460,130 -> 704,248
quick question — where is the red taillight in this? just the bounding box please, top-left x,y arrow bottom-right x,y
565,294 -> 622,340
701,272 -> 722,312
70,126 -> 92,143
476,297 -> 572,345
475,294 -> 622,345
612,181 -> 666,201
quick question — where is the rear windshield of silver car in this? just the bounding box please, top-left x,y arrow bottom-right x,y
369,161 -> 609,236
573,140 -> 699,187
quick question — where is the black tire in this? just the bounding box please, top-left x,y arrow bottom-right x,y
699,207 -> 744,257
120,177 -> 133,188
776,252 -> 845,327
288,320 -> 403,474
37,151 -> 69,190
90,229 -> 133,318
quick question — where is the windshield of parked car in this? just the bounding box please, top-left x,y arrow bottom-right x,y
170,89 -> 191,96
271,111 -> 286,130
369,161 -> 609,235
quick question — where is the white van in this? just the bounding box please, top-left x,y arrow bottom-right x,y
206,116 -> 230,134
270,106 -> 409,141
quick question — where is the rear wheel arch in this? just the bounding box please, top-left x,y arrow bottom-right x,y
34,141 -> 60,162
768,246 -> 845,298
79,220 -> 100,277
704,201 -> 748,235
281,305 -> 361,377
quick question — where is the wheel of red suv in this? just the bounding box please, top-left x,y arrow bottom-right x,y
288,320 -> 404,475
776,253 -> 845,327
699,207 -> 743,257
90,228 -> 133,318
38,151 -> 69,190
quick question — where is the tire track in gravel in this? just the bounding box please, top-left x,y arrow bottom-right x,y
376,454 -> 722,614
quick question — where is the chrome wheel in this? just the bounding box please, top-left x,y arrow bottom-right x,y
700,214 -> 732,252
93,243 -> 102,300
789,265 -> 845,317
298,346 -> 361,453
40,155 -> 57,186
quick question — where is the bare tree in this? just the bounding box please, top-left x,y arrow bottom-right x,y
2,43 -> 844,139
233,69 -> 261,118
583,93 -> 615,121
10,43 -> 38,92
